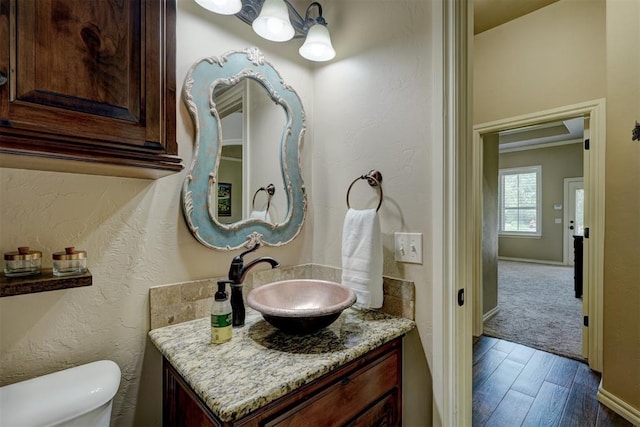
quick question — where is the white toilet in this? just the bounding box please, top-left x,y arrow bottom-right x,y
0,360 -> 121,427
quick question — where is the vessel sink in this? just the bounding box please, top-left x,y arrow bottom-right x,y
246,279 -> 357,335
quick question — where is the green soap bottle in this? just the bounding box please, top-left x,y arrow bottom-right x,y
211,280 -> 232,344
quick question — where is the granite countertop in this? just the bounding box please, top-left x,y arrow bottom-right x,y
149,307 -> 415,422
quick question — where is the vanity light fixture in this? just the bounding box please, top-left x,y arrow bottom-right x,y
195,0 -> 242,15
252,0 -> 295,42
298,2 -> 335,61
196,0 -> 336,62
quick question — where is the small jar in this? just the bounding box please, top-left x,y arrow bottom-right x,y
4,247 -> 42,277
52,247 -> 87,276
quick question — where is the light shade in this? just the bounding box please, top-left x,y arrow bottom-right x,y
252,0 -> 295,42
195,0 -> 242,15
299,23 -> 336,62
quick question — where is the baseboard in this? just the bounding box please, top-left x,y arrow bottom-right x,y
498,256 -> 566,266
597,385 -> 640,426
482,305 -> 500,322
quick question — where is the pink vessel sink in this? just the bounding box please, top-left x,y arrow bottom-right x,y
247,279 -> 357,335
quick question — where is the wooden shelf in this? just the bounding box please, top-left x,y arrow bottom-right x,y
0,268 -> 92,298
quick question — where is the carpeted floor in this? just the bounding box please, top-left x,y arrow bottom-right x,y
483,260 -> 584,360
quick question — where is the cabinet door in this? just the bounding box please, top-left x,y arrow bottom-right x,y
264,350 -> 400,427
345,392 -> 399,427
0,0 -> 182,178
164,359 -> 220,427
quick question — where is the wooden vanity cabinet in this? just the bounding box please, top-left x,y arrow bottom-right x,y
0,0 -> 182,178
163,338 -> 403,427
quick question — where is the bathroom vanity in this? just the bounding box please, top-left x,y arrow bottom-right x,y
149,308 -> 414,426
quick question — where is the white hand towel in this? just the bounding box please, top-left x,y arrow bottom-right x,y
250,210 -> 272,223
341,208 -> 383,309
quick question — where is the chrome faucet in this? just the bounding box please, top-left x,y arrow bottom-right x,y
228,243 -> 279,327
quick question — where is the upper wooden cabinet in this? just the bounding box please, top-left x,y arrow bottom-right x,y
0,0 -> 182,178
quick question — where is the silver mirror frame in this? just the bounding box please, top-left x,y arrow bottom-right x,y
182,48 -> 307,250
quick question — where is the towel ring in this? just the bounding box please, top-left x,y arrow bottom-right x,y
346,170 -> 383,212
252,184 -> 275,210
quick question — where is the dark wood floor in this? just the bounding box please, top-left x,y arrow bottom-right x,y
473,335 -> 632,427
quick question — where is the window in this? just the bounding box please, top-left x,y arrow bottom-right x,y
499,166 -> 541,236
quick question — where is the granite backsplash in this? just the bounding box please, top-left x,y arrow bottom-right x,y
149,264 -> 415,330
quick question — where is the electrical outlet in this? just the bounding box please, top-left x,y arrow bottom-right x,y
394,232 -> 423,264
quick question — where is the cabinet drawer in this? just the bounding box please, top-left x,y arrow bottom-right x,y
265,350 -> 399,427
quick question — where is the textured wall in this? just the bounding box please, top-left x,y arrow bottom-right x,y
0,1 -> 314,425
474,0 -> 606,125
313,1 -> 434,424
602,0 -> 640,414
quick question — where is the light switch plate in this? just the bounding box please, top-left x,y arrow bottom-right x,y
394,232 -> 423,264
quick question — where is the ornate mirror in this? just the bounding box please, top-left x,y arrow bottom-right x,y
182,48 -> 307,250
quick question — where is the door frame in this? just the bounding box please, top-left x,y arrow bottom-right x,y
438,0 -> 473,425
470,100 -> 606,375
563,177 -> 585,265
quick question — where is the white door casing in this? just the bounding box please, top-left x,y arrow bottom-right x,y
470,99 -> 605,376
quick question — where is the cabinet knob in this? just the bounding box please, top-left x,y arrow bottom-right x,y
0,71 -> 7,87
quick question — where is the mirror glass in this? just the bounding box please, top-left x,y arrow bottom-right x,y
182,48 -> 307,250
215,79 -> 287,224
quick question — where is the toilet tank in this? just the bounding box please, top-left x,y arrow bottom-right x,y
0,360 -> 121,427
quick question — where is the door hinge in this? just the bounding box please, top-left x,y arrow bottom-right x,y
584,315 -> 589,327
584,227 -> 590,238
584,139 -> 590,150
457,289 -> 465,306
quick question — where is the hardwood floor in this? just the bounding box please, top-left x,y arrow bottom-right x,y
473,335 -> 632,427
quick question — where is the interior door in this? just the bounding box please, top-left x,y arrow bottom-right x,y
564,178 -> 585,266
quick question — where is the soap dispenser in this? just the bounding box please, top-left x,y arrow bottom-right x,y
211,280 -> 233,344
